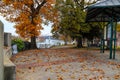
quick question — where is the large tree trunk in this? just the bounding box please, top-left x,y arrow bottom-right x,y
30,36 -> 37,49
64,38 -> 67,45
76,37 -> 83,48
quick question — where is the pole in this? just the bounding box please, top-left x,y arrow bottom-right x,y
102,23 -> 106,53
113,22 -> 117,59
109,20 -> 113,59
100,38 -> 103,53
103,39 -> 105,53
100,21 -> 105,53
0,20 -> 4,80
106,25 -> 109,49
100,29 -> 104,53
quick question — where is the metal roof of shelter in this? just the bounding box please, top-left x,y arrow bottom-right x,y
86,0 -> 120,22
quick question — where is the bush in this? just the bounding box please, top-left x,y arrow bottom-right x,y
12,39 -> 24,52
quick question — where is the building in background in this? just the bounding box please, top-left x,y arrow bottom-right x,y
36,36 -> 65,48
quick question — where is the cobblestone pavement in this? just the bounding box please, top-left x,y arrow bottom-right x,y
11,48 -> 120,80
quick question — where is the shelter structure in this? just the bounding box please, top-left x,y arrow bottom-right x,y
86,0 -> 120,59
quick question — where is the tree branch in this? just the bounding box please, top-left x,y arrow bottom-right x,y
30,0 -> 47,24
74,0 -> 101,8
35,0 -> 46,14
31,0 -> 46,17
35,0 -> 39,6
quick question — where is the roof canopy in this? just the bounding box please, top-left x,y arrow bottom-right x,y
86,0 -> 120,22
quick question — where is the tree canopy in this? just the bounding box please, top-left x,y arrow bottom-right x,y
52,0 -> 89,37
52,0 -> 102,47
0,0 -> 58,48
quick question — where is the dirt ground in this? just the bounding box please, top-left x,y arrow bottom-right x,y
11,48 -> 120,80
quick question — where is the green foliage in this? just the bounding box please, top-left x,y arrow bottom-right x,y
53,0 -> 88,38
12,39 -> 24,52
82,23 -> 103,40
52,0 -> 94,38
52,0 -> 103,48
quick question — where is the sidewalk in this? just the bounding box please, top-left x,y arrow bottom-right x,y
11,48 -> 120,80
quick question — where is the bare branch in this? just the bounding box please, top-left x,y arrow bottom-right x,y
36,0 -> 46,12
35,0 -> 39,5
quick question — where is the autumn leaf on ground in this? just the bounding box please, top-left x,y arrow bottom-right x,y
37,59 -> 42,63
116,64 -> 120,68
114,74 -> 120,79
61,68 -> 68,72
97,75 -> 104,80
57,77 -> 63,80
89,76 -> 97,80
97,69 -> 105,74
71,76 -> 75,79
108,61 -> 116,65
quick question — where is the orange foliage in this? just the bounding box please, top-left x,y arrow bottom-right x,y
3,0 -> 11,4
1,0 -> 59,38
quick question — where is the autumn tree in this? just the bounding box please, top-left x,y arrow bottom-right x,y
0,0 -> 58,49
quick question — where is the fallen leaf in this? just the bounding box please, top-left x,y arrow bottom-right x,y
114,74 -> 120,79
58,77 -> 63,80
116,64 -> 120,68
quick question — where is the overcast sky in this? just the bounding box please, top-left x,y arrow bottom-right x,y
0,16 -> 52,36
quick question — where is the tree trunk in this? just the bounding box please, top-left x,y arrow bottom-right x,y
76,37 -> 83,48
64,33 -> 68,45
30,36 -> 37,49
64,38 -> 67,45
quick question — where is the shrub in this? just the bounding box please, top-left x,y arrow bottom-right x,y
12,39 -> 24,52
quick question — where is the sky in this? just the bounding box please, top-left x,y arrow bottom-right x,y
0,16 -> 52,36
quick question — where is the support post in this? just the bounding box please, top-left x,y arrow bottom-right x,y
106,26 -> 109,49
100,30 -> 104,53
109,20 -> 113,59
113,22 -> 117,59
100,22 -> 105,53
100,34 -> 105,53
103,39 -> 105,53
0,20 -> 4,80
100,38 -> 103,53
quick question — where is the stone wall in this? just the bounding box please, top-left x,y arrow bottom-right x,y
4,33 -> 11,47
4,38 -> 16,80
4,32 -> 12,58
0,20 -> 4,80
0,20 -> 16,80
4,52 -> 16,80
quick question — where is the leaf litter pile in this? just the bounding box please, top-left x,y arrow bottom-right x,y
10,48 -> 120,80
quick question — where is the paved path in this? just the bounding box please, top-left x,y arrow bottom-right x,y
11,48 -> 120,80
